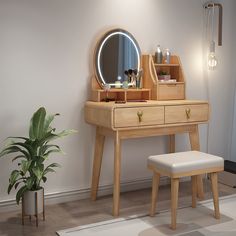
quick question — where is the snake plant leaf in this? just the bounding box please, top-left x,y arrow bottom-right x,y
16,186 -> 28,204
29,107 -> 46,140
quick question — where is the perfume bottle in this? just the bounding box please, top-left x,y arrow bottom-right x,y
155,45 -> 163,64
164,48 -> 171,64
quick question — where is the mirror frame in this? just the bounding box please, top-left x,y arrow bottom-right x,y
94,28 -> 141,87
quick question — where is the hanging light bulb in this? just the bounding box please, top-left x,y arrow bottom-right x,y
208,40 -> 218,70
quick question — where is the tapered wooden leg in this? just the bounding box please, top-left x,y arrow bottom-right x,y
91,127 -> 105,201
113,131 -> 121,216
210,172 -> 220,219
169,135 -> 175,153
191,175 -> 197,208
171,178 -> 179,230
189,125 -> 204,200
150,172 -> 160,216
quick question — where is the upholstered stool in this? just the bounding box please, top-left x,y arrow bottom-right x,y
147,151 -> 224,230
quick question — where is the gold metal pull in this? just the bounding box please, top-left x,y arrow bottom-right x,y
137,111 -> 143,123
185,108 -> 191,119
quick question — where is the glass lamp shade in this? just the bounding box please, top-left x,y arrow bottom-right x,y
208,52 -> 218,70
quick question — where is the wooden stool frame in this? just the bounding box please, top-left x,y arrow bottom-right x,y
149,165 -> 223,230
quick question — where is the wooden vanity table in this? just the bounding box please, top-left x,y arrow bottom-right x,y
84,29 -> 209,216
85,100 -> 209,216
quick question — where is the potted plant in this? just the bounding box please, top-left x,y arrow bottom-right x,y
157,71 -> 171,81
0,107 -> 75,225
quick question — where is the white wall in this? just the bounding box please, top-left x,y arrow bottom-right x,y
0,0 -> 235,203
206,0 -> 236,159
230,0 -> 236,161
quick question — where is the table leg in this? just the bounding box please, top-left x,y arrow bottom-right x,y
91,127 -> 105,201
189,125 -> 204,200
169,134 -> 175,153
113,131 -> 121,216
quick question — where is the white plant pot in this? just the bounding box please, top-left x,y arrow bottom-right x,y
23,188 -> 44,216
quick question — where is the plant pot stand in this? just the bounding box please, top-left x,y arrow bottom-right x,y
22,188 -> 45,227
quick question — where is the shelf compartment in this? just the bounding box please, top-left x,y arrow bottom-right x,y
91,88 -> 151,102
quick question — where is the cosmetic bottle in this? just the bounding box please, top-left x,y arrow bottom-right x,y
155,45 -> 163,64
115,76 -> 122,88
164,48 -> 171,64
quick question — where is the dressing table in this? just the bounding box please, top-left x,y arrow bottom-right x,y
84,29 -> 209,216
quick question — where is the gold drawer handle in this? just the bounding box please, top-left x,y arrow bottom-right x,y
137,111 -> 143,123
185,108 -> 191,119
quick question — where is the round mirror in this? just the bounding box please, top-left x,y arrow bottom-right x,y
94,29 -> 141,87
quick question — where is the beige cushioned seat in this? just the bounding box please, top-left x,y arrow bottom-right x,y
148,151 -> 224,174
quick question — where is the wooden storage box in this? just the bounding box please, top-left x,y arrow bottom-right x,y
142,55 -> 186,100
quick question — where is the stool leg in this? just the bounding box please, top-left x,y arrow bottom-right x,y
150,172 -> 160,216
191,176 -> 197,208
210,172 -> 220,219
171,178 -> 179,230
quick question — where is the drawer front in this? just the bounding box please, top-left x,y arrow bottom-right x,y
158,83 -> 185,100
165,104 -> 209,124
114,106 -> 164,128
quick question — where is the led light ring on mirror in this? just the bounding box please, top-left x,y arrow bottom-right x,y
95,29 -> 141,87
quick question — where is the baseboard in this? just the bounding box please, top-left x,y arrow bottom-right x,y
0,176 -> 189,213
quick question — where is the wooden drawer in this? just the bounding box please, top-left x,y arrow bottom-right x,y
158,83 -> 185,100
114,106 -> 164,128
165,104 -> 209,124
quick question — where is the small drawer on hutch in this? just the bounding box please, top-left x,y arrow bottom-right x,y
165,104 -> 209,124
114,106 -> 164,128
158,83 -> 185,100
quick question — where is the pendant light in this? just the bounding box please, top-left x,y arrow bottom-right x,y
204,2 -> 223,70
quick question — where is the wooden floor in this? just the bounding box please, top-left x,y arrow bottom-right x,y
0,180 -> 235,236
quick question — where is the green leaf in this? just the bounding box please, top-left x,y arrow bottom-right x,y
43,113 -> 59,133
44,148 -> 62,157
39,144 -> 60,156
56,129 -> 77,138
14,182 -> 20,190
43,168 -> 56,175
16,186 -> 28,204
26,178 -> 34,190
12,155 -> 27,162
7,184 -> 14,194
10,142 -> 33,156
32,166 -> 43,181
0,145 -> 30,160
21,160 -> 32,175
29,107 -> 46,140
42,176 -> 47,183
9,170 -> 20,186
43,163 -> 60,176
